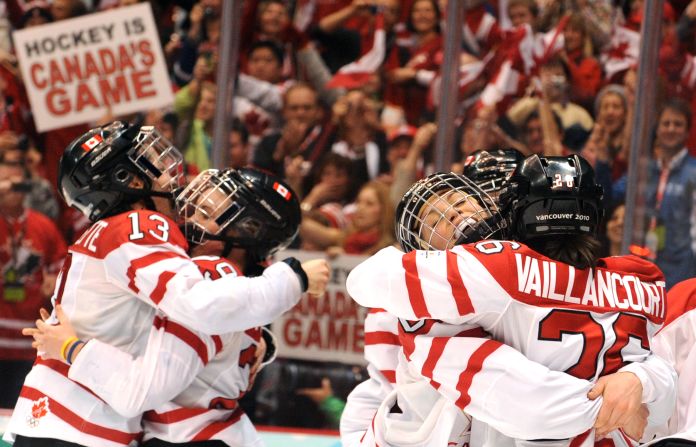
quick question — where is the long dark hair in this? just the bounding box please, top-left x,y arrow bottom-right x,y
526,234 -> 602,270
406,0 -> 442,34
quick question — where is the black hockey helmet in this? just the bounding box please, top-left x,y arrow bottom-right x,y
462,148 -> 525,194
395,172 -> 507,252
502,154 -> 604,241
58,121 -> 184,221
176,168 -> 301,261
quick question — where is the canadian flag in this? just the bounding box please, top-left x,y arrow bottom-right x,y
600,26 -> 641,80
479,59 -> 522,108
273,182 -> 292,201
326,12 -> 386,89
462,5 -> 499,57
81,134 -> 103,152
428,54 -> 491,108
532,15 -> 569,67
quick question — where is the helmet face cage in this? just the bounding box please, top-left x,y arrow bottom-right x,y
176,169 -> 246,243
128,126 -> 185,193
396,173 -> 506,252
463,149 -> 523,194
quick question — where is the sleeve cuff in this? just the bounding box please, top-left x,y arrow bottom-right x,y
618,362 -> 654,403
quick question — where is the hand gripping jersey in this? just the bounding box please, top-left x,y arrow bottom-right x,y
347,242 -> 677,446
3,210 -> 302,447
642,278 -> 696,444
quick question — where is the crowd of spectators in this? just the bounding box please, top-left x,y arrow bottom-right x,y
3,0 -> 696,429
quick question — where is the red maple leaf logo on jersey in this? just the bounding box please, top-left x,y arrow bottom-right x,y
31,397 -> 49,419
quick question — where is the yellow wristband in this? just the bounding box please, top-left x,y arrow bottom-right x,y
61,336 -> 79,362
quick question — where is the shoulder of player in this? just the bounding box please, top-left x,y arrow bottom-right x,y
71,210 -> 188,258
664,278 -> 696,326
456,239 -> 529,258
192,255 -> 243,278
598,254 -> 665,283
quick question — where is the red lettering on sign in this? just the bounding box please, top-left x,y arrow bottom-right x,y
46,88 -> 69,115
132,70 -> 155,99
30,63 -> 46,89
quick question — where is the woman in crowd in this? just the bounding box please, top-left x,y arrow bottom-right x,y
300,180 -> 395,256
383,0 -> 443,125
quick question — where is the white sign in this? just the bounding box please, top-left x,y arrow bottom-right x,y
13,3 -> 174,132
272,250 -> 368,365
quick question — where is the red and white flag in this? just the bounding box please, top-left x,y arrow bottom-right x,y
532,15 -> 569,66
81,134 -> 103,152
462,5 -> 499,57
479,59 -> 522,108
273,182 -> 292,201
326,13 -> 386,89
600,26 -> 641,80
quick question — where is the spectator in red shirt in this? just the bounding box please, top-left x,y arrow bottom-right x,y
384,0 -> 443,125
0,157 -> 67,408
561,13 -> 602,112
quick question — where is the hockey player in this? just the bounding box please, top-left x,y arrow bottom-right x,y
640,278 -> 696,446
4,122 -> 329,447
343,150 -> 648,446
347,155 -> 677,446
342,150 -> 524,445
26,167 -> 305,446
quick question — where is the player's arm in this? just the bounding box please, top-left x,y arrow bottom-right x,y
402,333 -> 602,440
105,244 -> 307,334
341,371 -> 394,447
29,306 -> 217,418
615,352 -> 677,428
81,211 -> 325,335
346,246 -> 510,324
648,308 -> 696,439
341,310 -> 400,446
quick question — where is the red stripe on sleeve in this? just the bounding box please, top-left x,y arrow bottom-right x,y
127,252 -> 185,294
402,251 -> 431,318
35,357 -> 69,376
150,271 -> 176,304
446,251 -> 474,315
20,386 -> 142,444
455,327 -> 489,338
364,331 -> 400,345
421,337 -> 449,390
153,316 -> 211,365
244,328 -> 262,340
569,429 -> 592,447
143,407 -> 213,423
369,308 -> 388,314
54,253 -> 73,305
191,407 -> 244,441
212,335 -> 223,354
380,369 -> 396,383
454,339 -> 502,408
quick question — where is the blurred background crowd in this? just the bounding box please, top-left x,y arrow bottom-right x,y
1,0 -> 696,431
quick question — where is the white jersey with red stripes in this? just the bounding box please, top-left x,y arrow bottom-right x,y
347,242 -> 678,446
343,311 -> 628,446
341,308 -> 401,446
3,210 -> 303,447
642,278 -> 696,444
142,256 -> 265,445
